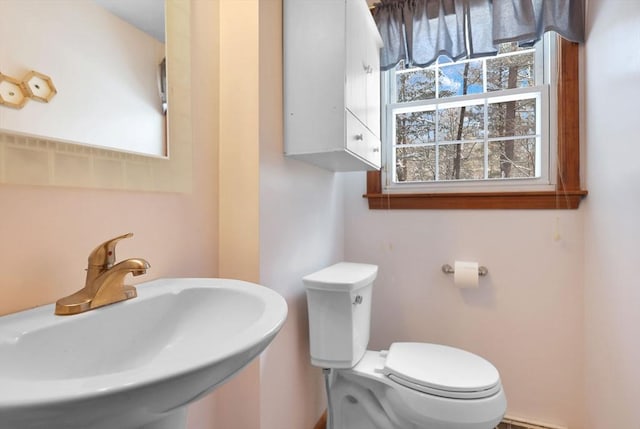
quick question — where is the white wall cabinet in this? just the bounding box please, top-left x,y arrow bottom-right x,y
284,0 -> 383,171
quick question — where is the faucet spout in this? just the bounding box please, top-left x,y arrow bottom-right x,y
55,234 -> 150,315
90,258 -> 150,310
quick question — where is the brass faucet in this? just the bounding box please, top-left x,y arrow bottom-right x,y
55,233 -> 150,315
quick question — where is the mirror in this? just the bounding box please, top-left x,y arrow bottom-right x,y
0,0 -> 167,157
0,0 -> 192,192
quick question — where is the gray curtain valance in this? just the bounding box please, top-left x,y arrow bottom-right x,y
372,0 -> 585,70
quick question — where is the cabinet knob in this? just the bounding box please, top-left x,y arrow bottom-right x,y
354,133 -> 364,141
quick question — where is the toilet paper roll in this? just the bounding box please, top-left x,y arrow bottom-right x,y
453,261 -> 479,288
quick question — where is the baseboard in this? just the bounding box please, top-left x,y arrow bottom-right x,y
499,416 -> 567,429
312,411 -> 565,429
312,410 -> 327,429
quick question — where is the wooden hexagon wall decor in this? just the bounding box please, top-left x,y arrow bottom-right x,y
22,71 -> 57,102
0,73 -> 28,109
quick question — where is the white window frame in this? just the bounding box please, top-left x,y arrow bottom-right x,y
381,34 -> 558,194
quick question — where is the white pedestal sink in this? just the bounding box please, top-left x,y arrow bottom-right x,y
0,278 -> 288,429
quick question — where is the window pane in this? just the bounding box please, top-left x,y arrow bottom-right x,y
395,111 -> 436,144
488,98 -> 536,138
438,104 -> 484,141
396,68 -> 436,102
497,42 -> 533,55
438,61 -> 483,98
395,146 -> 436,182
487,52 -> 535,91
438,142 -> 485,180
385,40 -> 546,188
488,139 -> 537,178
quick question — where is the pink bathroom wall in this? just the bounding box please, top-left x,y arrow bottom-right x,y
343,174 -> 586,428
0,180 -> 217,315
208,0 -> 261,428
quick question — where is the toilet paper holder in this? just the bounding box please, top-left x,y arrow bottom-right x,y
441,264 -> 488,276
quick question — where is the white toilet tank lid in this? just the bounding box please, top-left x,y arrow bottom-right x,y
383,342 -> 501,397
303,262 -> 378,291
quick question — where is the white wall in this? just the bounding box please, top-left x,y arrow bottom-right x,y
583,0 -> 640,427
343,173 -> 585,427
259,160 -> 344,429
259,2 -> 345,429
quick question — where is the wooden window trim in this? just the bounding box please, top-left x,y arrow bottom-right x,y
364,39 -> 587,210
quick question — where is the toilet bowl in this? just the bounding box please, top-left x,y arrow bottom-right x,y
303,262 -> 506,429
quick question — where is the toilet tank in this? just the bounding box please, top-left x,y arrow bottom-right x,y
303,262 -> 378,368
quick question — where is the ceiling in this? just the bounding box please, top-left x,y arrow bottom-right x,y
93,0 -> 165,42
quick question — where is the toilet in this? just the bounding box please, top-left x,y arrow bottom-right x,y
304,262 -> 506,429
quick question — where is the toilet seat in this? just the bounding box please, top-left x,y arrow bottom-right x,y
382,343 -> 502,400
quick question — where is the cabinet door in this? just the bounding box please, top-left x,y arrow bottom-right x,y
365,34 -> 381,138
345,0 -> 369,125
346,110 -> 381,168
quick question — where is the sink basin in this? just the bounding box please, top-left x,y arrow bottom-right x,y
0,278 -> 287,429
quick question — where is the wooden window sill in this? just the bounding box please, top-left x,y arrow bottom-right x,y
365,39 -> 586,211
364,188 -> 588,210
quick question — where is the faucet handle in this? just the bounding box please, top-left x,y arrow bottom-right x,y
88,232 -> 134,269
